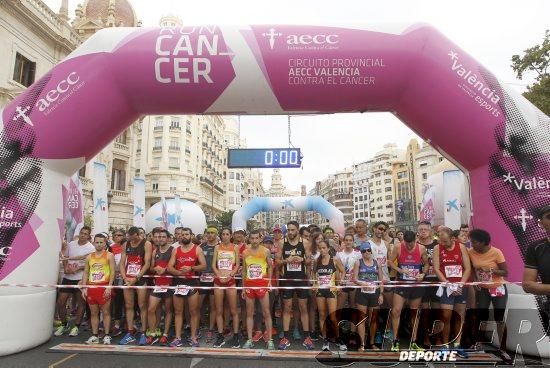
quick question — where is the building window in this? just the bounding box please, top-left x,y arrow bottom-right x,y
155,117 -> 163,129
170,117 -> 180,128
229,184 -> 234,191
385,187 -> 392,192
169,157 -> 179,168
169,180 -> 177,192
170,139 -> 179,150
78,166 -> 86,177
152,182 -> 159,191
13,52 -> 35,87
419,161 -> 428,167
111,159 -> 126,191
229,172 -> 235,179
422,173 -> 428,180
154,138 -> 162,148
236,173 -> 240,180
384,179 -> 391,184
229,197 -> 235,205
397,171 -> 407,179
385,195 -> 392,200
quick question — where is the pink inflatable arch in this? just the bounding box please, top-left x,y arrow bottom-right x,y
0,24 -> 548,356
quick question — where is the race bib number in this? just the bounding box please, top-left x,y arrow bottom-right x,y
402,266 -> 420,281
288,262 -> 302,272
90,271 -> 105,282
217,259 -> 233,271
444,265 -> 463,278
361,283 -> 376,294
318,275 -> 332,289
126,263 -> 141,276
247,264 -> 263,280
489,285 -> 506,297
153,287 -> 168,293
200,273 -> 214,283
342,273 -> 352,285
476,269 -> 492,283
67,261 -> 80,272
174,285 -> 191,296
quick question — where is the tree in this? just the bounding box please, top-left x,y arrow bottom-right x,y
216,210 -> 235,228
511,30 -> 550,115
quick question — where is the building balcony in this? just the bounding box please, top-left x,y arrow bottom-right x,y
114,142 -> 129,152
169,126 -> 181,131
169,166 -> 180,170
200,176 -> 224,194
154,126 -> 163,131
185,148 -> 191,154
153,146 -> 162,152
186,128 -> 192,134
169,146 -> 180,152
111,190 -> 129,199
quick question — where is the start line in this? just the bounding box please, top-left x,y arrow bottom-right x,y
49,343 -> 501,364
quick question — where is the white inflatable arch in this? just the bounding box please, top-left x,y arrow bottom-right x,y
0,24 -> 548,356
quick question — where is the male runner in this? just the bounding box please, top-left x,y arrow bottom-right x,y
167,227 -> 206,347
109,229 -> 126,337
81,233 -> 115,344
241,230 -> 274,350
388,230 -> 428,351
354,219 -> 370,251
146,229 -> 173,346
54,226 -> 94,337
433,226 -> 471,358
275,221 -> 314,350
119,226 -> 153,345
199,226 -> 219,343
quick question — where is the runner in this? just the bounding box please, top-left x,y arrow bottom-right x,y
353,244 -> 384,351
468,228 -> 510,362
307,230 -> 323,341
81,233 -> 116,344
199,226 -> 219,343
417,220 -> 441,347
336,233 -> 361,310
54,226 -> 94,337
433,226 -> 471,358
313,240 -> 345,351
353,219 -> 370,251
388,230 -> 429,351
241,231 -> 274,350
118,226 -> 153,345
146,229 -> 173,346
167,227 -> 206,347
276,220 -> 315,350
212,228 -> 240,348
368,221 -> 393,343
109,230 -> 126,337
233,227 -> 248,337
268,230 -> 282,340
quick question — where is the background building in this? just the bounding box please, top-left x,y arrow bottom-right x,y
264,169 -> 300,230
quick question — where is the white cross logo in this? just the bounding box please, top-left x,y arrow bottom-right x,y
448,51 -> 458,61
262,28 -> 282,49
514,208 -> 532,232
502,172 -> 515,184
12,105 -> 34,126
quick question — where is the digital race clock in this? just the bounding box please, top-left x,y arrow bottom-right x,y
227,148 -> 302,168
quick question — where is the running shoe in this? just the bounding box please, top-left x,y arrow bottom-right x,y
278,337 -> 290,350
111,325 -> 122,337
410,342 -> 425,351
303,336 -> 315,350
322,340 -> 330,351
339,343 -> 348,351
213,333 -> 225,348
159,335 -> 169,347
206,329 -> 214,343
53,320 -> 62,328
189,338 -> 200,348
155,328 -> 161,337
374,331 -> 383,344
267,339 -> 275,350
231,334 -> 240,348
85,335 -> 100,344
391,341 -> 400,352
145,336 -> 154,345
170,337 -> 183,347
138,332 -> 147,346
242,339 -> 254,349
453,345 -> 469,359
68,326 -> 79,337
358,345 -> 365,352
54,325 -> 67,337
310,331 -> 320,341
119,332 -> 136,345
263,330 -> 271,343
252,330 -> 263,343
103,335 -> 112,345
278,330 -> 285,339
293,328 -> 302,341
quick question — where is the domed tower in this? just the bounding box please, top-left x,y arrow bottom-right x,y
159,14 -> 183,28
73,0 -> 140,40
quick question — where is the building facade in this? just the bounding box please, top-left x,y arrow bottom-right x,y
264,169 -> 299,230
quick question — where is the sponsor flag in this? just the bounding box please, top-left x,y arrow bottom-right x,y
420,184 -> 436,224
161,194 -> 169,230
443,170 -> 463,229
133,178 -> 145,228
174,194 -> 182,232
62,173 -> 84,241
93,162 -> 109,233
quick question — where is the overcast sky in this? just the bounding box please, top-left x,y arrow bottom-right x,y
44,0 -> 549,191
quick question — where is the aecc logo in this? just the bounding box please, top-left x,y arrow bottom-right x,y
262,28 -> 339,49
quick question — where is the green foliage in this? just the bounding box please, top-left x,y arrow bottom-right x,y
511,30 -> 550,115
216,210 -> 235,228
84,214 -> 93,229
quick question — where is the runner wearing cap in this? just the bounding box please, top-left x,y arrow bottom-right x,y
81,233 -> 116,344
167,227 -> 207,347
145,229 -> 173,346
388,230 -> 428,352
212,228 -> 240,348
353,243 -> 384,351
241,230 -> 274,350
199,226 -> 219,343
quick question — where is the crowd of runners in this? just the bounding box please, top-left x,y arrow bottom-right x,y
51,206 -> 550,361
